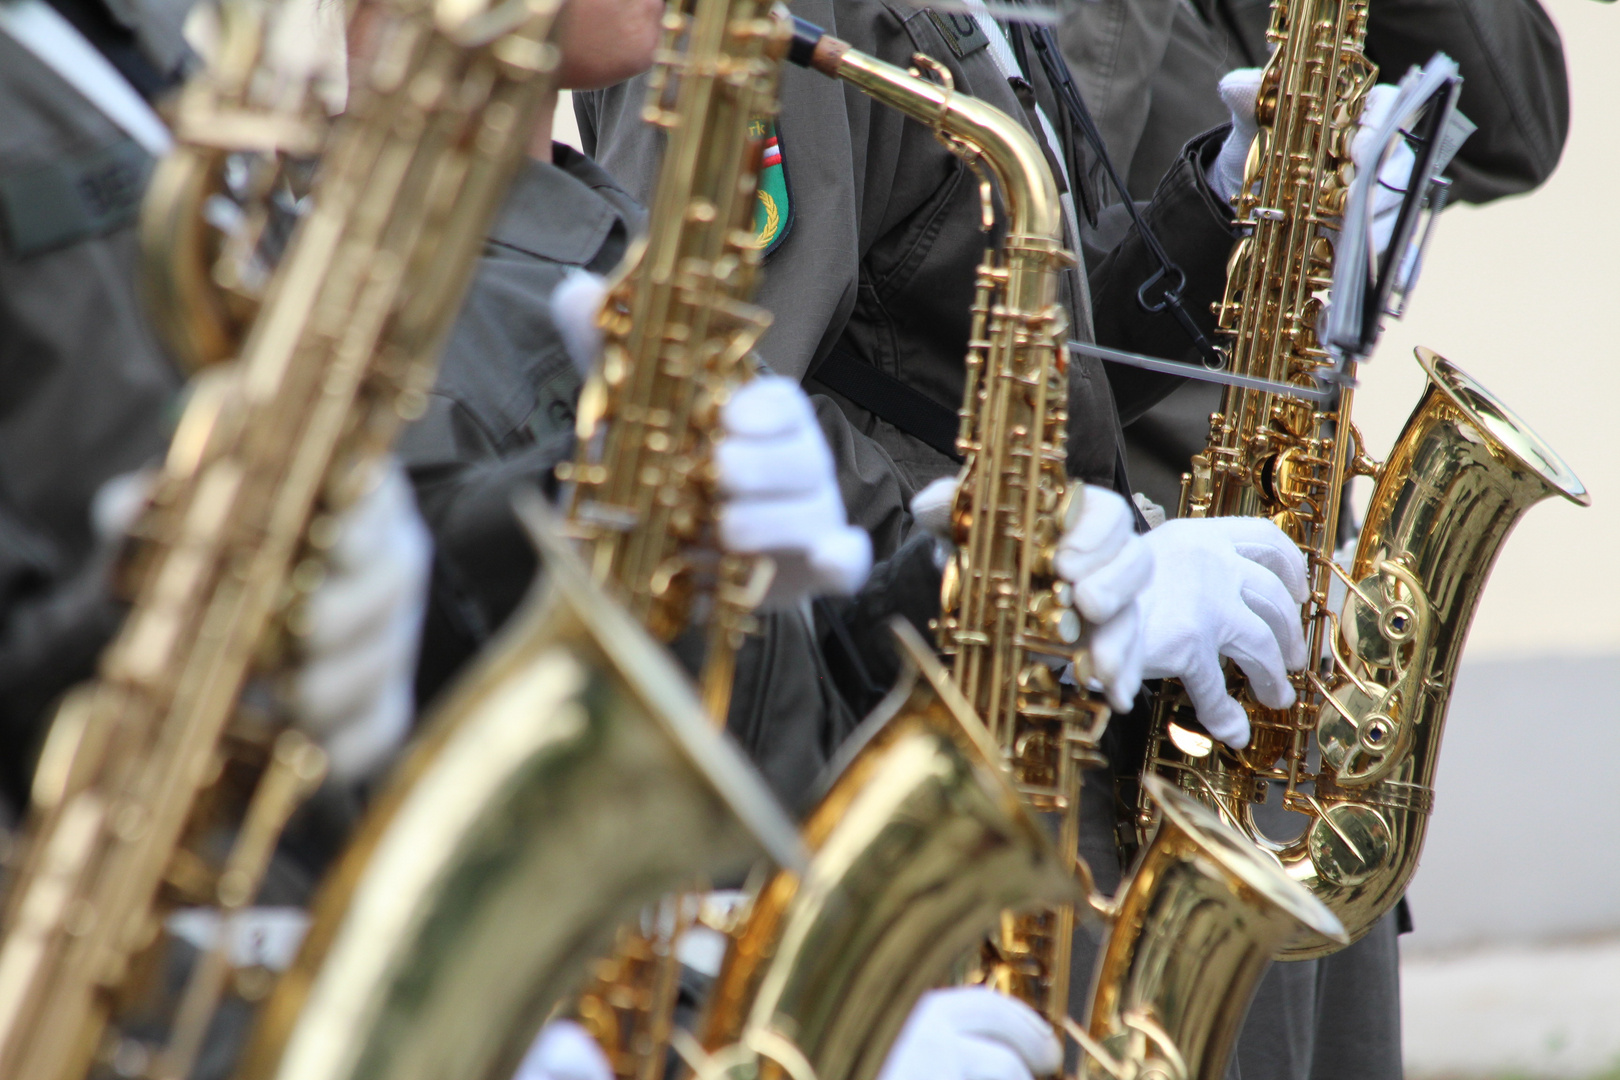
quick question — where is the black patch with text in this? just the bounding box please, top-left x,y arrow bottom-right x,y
927,10 -> 989,59
0,136 -> 151,257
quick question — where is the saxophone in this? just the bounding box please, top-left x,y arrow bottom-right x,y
554,2 -> 796,1075
560,0 -> 788,720
696,622 -> 1080,1080
1133,0 -> 1589,958
0,0 -> 567,1076
237,497 -> 802,1080
241,3 -> 812,1080
698,25 -> 1344,1080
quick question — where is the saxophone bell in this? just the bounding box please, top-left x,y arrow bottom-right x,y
1282,345 -> 1585,956
698,620 -> 1080,1080
1078,777 -> 1346,1080
239,496 -> 806,1080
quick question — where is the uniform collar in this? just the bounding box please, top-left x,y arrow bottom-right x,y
487,144 -> 643,267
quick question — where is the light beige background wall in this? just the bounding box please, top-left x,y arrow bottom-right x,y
1351,0 -> 1616,660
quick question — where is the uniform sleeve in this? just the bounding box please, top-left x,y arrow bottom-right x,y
1054,0 -> 1185,197
0,56 -> 184,807
407,438 -> 573,706
0,507 -> 124,805
1088,127 -> 1240,425
1363,0 -> 1568,204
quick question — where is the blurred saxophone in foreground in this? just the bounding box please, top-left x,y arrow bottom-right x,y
1134,0 -> 1588,958
0,0 -> 570,1075
221,1 -> 813,1080
697,23 -> 1345,1080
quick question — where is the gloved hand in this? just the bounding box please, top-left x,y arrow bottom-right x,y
514,1020 -> 613,1080
909,478 -> 1152,712
91,461 -> 431,781
551,269 -> 607,376
551,274 -> 873,606
1137,517 -> 1310,748
1052,486 -> 1152,712
292,459 -> 431,781
715,376 -> 872,607
1209,71 -> 1415,260
877,988 -> 1061,1080
1208,67 -> 1262,205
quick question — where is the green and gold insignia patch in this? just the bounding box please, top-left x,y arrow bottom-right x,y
750,119 -> 791,257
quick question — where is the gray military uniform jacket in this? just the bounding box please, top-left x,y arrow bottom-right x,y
576,0 -> 1244,562
402,146 -> 870,814
0,0 -> 189,804
401,145 -> 640,701
1062,0 -> 1569,205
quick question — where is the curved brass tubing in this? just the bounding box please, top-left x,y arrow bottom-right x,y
238,499 -> 805,1080
1150,348 -> 1587,958
697,622 -> 1080,1080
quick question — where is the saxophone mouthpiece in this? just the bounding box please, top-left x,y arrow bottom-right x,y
787,17 -> 846,75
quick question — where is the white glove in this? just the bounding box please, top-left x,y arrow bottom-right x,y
1348,83 -> 1417,258
715,376 -> 873,607
1210,69 -> 1415,261
550,269 -> 608,376
1137,517 -> 1310,748
909,479 -> 1152,712
514,1020 -> 613,1080
1209,67 -> 1262,205
292,459 -> 431,782
910,474 -> 957,545
877,988 -> 1061,1080
1051,487 -> 1152,712
90,461 -> 431,782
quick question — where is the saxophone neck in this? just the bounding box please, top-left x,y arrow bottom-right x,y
786,19 -> 1064,247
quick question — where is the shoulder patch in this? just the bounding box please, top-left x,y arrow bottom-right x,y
0,136 -> 151,258
749,119 -> 792,257
927,11 -> 989,60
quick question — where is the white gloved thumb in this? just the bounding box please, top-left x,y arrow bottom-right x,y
715,376 -> 872,604
1349,83 -> 1402,168
1209,67 -> 1264,203
90,469 -> 156,542
549,270 -> 608,377
910,475 -> 958,541
809,527 -> 874,596
515,1021 -> 613,1080
1347,84 -> 1416,258
1218,67 -> 1263,144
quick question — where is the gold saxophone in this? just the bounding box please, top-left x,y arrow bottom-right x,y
561,0 -> 789,721
700,25 -> 1344,1080
553,2 -> 799,1076
242,3 -> 810,1080
0,0 -> 569,1076
1134,0 -> 1589,957
237,497 -> 802,1080
696,622 -> 1079,1080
